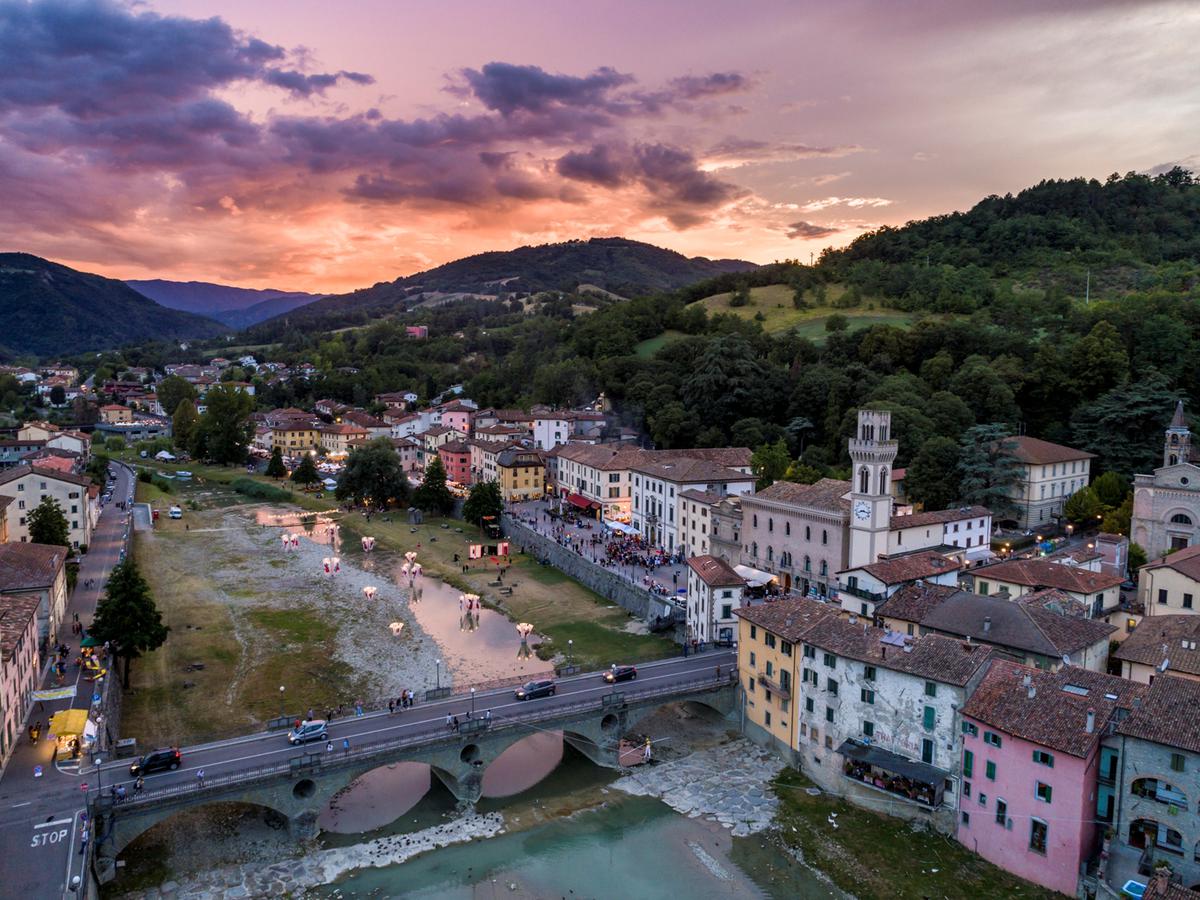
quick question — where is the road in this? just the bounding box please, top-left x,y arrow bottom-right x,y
0,462 -> 134,897
93,648 -> 734,800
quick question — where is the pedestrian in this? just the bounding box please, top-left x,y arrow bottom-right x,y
326,741 -> 333,754
388,699 -> 395,716
342,737 -> 350,753
134,776 -> 144,796
355,700 -> 363,717
308,708 -> 315,721
446,712 -> 453,730
196,769 -> 205,787
79,829 -> 89,855
452,715 -> 459,732
485,709 -> 492,723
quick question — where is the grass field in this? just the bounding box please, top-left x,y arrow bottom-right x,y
699,283 -> 917,337
633,329 -> 687,358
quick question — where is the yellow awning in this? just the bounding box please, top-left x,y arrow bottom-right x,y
48,708 -> 88,737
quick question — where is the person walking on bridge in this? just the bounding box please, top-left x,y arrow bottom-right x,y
196,769 -> 205,788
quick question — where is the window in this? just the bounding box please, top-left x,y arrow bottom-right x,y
1035,782 -> 1052,803
961,811 -> 971,826
768,518 -> 774,533
749,651 -> 756,667
748,677 -> 756,693
825,735 -> 833,750
864,665 -> 876,681
1159,589 -> 1169,606
765,633 -> 777,649
860,688 -> 875,705
963,750 -> 974,778
863,720 -> 874,738
1029,819 -> 1048,854
984,732 -> 1002,748
765,660 -> 774,677
785,522 -> 791,536
823,653 -> 837,668
1032,750 -> 1054,768
1186,594 -> 1194,610
922,739 -> 934,764
924,681 -> 937,698
803,644 -> 815,659
819,560 -> 828,576
805,697 -> 814,713
781,641 -> 793,657
825,706 -> 834,723
821,529 -> 828,545
978,792 -> 987,806
721,604 -> 732,619
985,760 -> 996,781
826,677 -> 839,695
963,780 -> 972,798
805,526 -> 811,541
764,711 -> 772,727
750,625 -> 757,641
1170,753 -> 1186,773
923,706 -> 936,731
962,722 -> 978,737
1171,513 -> 1193,525
804,555 -> 812,572
995,798 -> 1007,826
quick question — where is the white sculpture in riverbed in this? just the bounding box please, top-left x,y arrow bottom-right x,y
362,536 -> 376,552
322,556 -> 341,576
516,622 -> 534,639
389,622 -> 404,636
362,586 -> 378,601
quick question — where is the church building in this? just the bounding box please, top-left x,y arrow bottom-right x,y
1132,401 -> 1200,560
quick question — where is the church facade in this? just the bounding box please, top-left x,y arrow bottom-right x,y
1132,401 -> 1200,560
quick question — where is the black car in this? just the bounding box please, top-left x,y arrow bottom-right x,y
603,665 -> 637,684
129,747 -> 181,777
515,679 -> 556,700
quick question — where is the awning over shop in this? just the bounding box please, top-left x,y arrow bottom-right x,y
48,708 -> 88,738
565,493 -> 598,510
32,686 -> 78,702
836,739 -> 948,788
605,520 -> 639,535
965,547 -> 996,562
734,564 -> 775,587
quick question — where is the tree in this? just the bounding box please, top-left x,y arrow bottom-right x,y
413,455 -> 455,515
1102,494 -> 1133,535
192,385 -> 253,464
957,424 -> 1023,518
1128,542 -> 1148,574
905,436 -> 962,511
85,452 -> 111,484
1092,470 -> 1130,509
172,398 -> 199,451
825,314 -> 849,333
463,481 -> 504,530
782,460 -> 823,484
27,495 -> 70,547
156,376 -> 197,418
1063,486 -> 1103,523
1071,373 -> 1177,476
291,454 -> 321,487
265,446 -> 287,479
751,439 -> 791,489
729,283 -> 750,307
49,385 -> 66,406
89,559 -> 168,688
336,439 -> 409,507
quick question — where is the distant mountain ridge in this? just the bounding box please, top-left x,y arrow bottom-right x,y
126,279 -> 323,327
264,237 -> 757,331
0,253 -> 225,358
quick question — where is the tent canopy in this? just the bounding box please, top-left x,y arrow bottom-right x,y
734,564 -> 775,587
605,520 -> 639,536
155,450 -> 176,461
49,708 -> 88,737
565,493 -> 598,510
836,739 -> 948,788
80,635 -> 100,648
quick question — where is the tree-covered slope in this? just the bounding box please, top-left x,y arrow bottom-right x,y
126,279 -> 322,327
0,254 -> 226,357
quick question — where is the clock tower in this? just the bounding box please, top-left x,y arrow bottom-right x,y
848,409 -> 897,569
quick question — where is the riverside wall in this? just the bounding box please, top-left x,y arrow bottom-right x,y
502,516 -> 676,624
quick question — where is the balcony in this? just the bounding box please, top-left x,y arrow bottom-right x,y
838,582 -> 888,605
838,739 -> 947,809
757,674 -> 791,700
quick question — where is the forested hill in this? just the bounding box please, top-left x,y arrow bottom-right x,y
257,237 -> 755,333
0,254 -> 226,357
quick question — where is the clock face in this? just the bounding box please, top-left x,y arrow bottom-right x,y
854,500 -> 871,521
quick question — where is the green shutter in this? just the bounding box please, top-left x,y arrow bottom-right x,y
963,750 -> 974,777
923,706 -> 936,730
986,760 -> 996,781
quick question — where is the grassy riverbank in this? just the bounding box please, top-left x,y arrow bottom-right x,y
761,769 -> 1063,900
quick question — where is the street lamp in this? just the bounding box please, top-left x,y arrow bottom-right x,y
568,639 -> 574,667
279,685 -> 285,717
470,687 -> 476,718
435,659 -> 441,691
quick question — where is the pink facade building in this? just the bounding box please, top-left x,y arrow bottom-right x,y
438,441 -> 472,485
437,403 -> 472,434
957,661 -> 1146,896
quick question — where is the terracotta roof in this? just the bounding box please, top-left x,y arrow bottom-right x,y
0,496 -> 13,511
844,549 -> 962,585
1143,874 -> 1200,900
750,478 -> 851,514
630,456 -> 750,484
556,443 -> 643,470
680,489 -> 723,505
439,440 -> 471,454
802,617 -> 995,686
1015,587 -> 1089,618
972,558 -> 1122,594
495,449 -> 543,469
733,596 -> 841,643
889,505 -> 991,530
1116,674 -> 1200,753
1005,435 -> 1096,465
319,424 -> 368,436
342,411 -> 388,428
0,464 -> 91,488
0,542 -> 66,592
874,582 -> 959,621
915,591 -> 1114,656
1143,543 -> 1200,582
0,592 -> 41,660
687,555 -> 746,588
1113,615 -> 1200,677
963,660 -> 1147,757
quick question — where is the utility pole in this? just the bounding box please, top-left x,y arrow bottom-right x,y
1085,269 -> 1091,306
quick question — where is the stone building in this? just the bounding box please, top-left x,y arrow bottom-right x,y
1133,401 -> 1200,560
1004,436 -> 1095,530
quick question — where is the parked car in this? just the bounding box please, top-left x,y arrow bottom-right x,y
129,747 -> 181,777
169,506 -> 183,519
603,665 -> 637,684
515,679 -> 556,701
287,719 -> 328,745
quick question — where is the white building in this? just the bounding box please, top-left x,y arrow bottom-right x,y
686,555 -> 747,644
630,457 -> 755,553
1006,436 -> 1095,530
532,414 -> 570,451
0,466 -> 95,548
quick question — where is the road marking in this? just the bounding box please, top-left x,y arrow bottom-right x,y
62,808 -> 82,896
35,818 -> 73,828
11,801 -> 31,808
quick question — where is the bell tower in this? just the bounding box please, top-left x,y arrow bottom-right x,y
848,409 -> 898,569
1164,400 -> 1191,468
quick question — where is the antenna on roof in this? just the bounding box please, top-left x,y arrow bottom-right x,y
1159,659 -> 1170,673
1062,654 -> 1071,667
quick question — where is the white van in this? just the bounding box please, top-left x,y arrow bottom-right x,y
168,506 -> 183,519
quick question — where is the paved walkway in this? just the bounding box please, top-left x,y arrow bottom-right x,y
509,498 -> 689,602
0,463 -> 135,897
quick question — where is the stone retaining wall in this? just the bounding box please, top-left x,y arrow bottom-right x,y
502,517 -> 676,623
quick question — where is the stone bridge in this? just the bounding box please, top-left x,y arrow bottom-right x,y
91,672 -> 737,881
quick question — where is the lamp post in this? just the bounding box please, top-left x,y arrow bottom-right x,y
470,687 -> 476,718
279,685 -> 285,717
435,659 -> 441,691
568,639 -> 574,667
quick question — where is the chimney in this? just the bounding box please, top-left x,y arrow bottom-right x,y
1086,708 -> 1096,734
1022,673 -> 1031,688
1027,685 -> 1036,699
849,614 -> 858,625
983,616 -> 992,634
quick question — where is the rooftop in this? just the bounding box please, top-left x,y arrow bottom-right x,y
1005,435 -> 1096,465
963,660 -> 1146,757
889,505 -> 991,530
686,555 -> 746,588
1116,674 -> 1200,754
1113,614 -> 1200,677
972,557 -> 1122,594
0,464 -> 92,489
0,592 -> 42,660
630,456 -> 751,483
0,542 -> 66,592
843,549 -> 961,585
873,582 -> 959,622
1142,543 -> 1200,582
733,596 -> 842,644
749,478 -> 851,514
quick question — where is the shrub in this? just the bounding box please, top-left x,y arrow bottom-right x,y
137,470 -> 152,484
231,478 -> 293,502
152,477 -> 173,493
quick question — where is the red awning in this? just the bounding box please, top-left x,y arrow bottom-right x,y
565,493 -> 598,510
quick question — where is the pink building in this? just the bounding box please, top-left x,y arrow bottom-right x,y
436,401 -> 473,434
0,593 -> 42,771
957,661 -> 1146,896
438,441 -> 472,485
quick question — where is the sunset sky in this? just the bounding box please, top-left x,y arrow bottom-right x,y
1,0 -> 1197,292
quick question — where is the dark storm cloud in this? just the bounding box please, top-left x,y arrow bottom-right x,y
786,220 -> 841,239
461,62 -> 635,115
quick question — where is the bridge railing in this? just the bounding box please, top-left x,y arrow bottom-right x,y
93,669 -> 736,815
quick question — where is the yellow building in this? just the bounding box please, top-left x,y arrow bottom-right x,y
99,404 -> 133,424
1138,543 -> 1200,617
270,425 -> 321,454
495,449 -> 544,502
